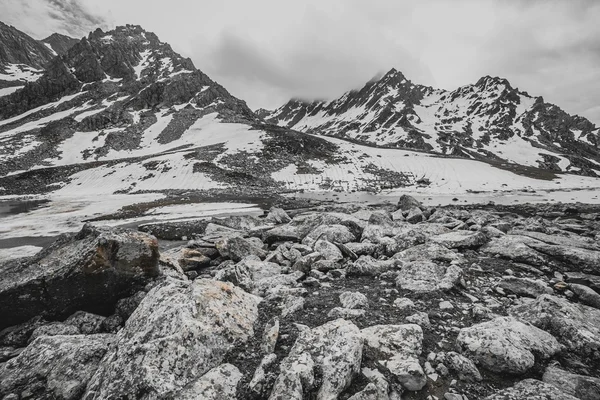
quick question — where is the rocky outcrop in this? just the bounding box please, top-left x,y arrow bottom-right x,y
0,224 -> 159,329
484,379 -> 580,400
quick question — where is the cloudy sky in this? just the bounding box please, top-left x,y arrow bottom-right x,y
1,0 -> 599,124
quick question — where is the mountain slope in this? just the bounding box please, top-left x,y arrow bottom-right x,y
0,23 -> 599,203
265,69 -> 600,177
42,33 -> 79,56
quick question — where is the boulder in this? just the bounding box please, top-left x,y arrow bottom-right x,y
0,224 -> 159,329
64,311 -> 105,334
28,323 -> 80,343
340,291 -> 369,309
347,255 -> 401,277
396,262 -> 462,292
480,235 -> 547,266
443,351 -> 482,382
397,195 -> 422,211
393,242 -> 463,264
510,294 -> 600,358
83,278 -> 261,399
542,365 -> 600,400
265,207 -> 291,224
0,334 -> 114,400
484,379 -> 579,400
314,239 -> 343,261
406,207 -> 425,224
269,319 -> 363,400
570,283 -> 600,309
456,316 -> 561,374
361,324 -> 426,391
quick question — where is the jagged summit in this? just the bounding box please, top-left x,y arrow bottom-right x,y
42,32 -> 79,56
265,68 -> 600,176
0,21 -> 55,69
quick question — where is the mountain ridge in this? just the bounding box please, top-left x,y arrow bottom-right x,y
264,68 -> 600,177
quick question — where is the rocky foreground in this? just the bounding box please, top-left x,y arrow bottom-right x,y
1,197 -> 600,399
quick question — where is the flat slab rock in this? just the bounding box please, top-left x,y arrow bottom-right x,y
484,378 -> 579,400
83,278 -> 261,399
456,316 -> 561,374
542,365 -> 600,400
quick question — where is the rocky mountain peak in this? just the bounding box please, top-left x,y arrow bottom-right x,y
0,21 -> 55,70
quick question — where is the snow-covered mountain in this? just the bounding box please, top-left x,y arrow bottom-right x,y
1,23 -> 599,202
265,68 -> 600,177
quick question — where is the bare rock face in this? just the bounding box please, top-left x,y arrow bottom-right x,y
0,224 -> 160,329
269,319 -> 363,400
456,316 -> 561,374
0,334 -> 115,400
431,231 -> 488,249
397,195 -> 422,211
510,294 -> 600,359
83,278 -> 261,399
484,378 -> 579,400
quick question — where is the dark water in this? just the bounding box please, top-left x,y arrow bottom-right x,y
0,199 -> 50,218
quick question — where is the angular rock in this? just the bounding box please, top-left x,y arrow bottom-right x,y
397,194 -> 422,211
265,207 -> 291,224
456,316 -> 561,374
313,239 -> 343,261
542,365 -> 600,400
0,224 -> 159,329
28,323 -> 80,343
328,307 -> 366,319
497,276 -> 552,298
484,379 -> 579,400
0,334 -> 114,400
83,278 -> 261,399
511,294 -> 600,358
361,324 -> 426,391
347,255 -> 401,277
480,235 -> 547,266
406,207 -> 425,224
340,291 -> 369,309
396,262 -> 462,292
302,224 -> 356,246
64,311 -> 105,334
216,236 -> 266,262
269,319 -> 363,400
570,283 -> 600,309
394,242 -> 463,264
443,351 -> 482,382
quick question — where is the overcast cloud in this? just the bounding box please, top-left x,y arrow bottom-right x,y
1,0 -> 598,124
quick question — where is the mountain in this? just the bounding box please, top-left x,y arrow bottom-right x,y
265,68 -> 600,177
0,22 -> 599,203
42,32 -> 79,56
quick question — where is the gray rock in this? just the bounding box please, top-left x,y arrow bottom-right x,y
406,311 -> 431,328
444,351 -> 482,382
396,262 -> 462,292
456,316 -> 561,374
0,334 -> 114,400
570,283 -> 600,309
313,239 -> 343,261
344,242 -> 381,257
394,298 -> 415,311
361,324 -> 426,391
397,194 -> 422,211
542,365 -> 600,400
249,353 -> 278,394
510,294 -> 600,358
328,307 -> 366,319
480,235 -> 547,266
115,291 -> 146,320
497,276 -> 552,298
406,207 -> 425,224
431,231 -> 488,249
269,319 -> 363,400
340,291 -> 369,309
64,311 -> 105,334
265,207 -> 291,224
28,323 -> 80,343
216,236 -> 266,262
393,242 -> 463,264
347,255 -> 401,277
83,278 -> 261,399
0,224 -> 159,330
174,364 -> 241,400
484,379 -> 579,400
262,317 -> 280,354
0,317 -> 47,347
302,224 -> 356,246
